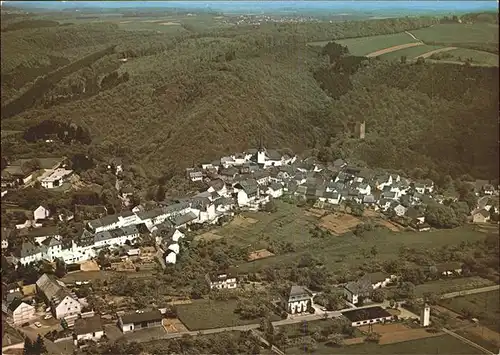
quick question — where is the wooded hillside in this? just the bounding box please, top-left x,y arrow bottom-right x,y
1,14 -> 498,182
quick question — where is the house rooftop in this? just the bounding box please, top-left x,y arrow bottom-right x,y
75,315 -> 103,336
120,310 -> 163,324
171,212 -> 197,226
41,168 -> 73,182
342,306 -> 392,322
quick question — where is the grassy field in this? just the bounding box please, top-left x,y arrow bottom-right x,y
432,47 -> 499,67
226,201 -> 490,274
308,32 -> 419,55
176,299 -> 280,330
411,23 -> 499,45
287,334 -> 483,354
440,291 -> 500,332
379,44 -> 443,60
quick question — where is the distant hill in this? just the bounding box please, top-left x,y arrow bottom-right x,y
1,15 -> 498,181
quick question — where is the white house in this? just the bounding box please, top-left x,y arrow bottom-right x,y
34,206 -> 50,221
40,168 -> 73,189
87,211 -> 141,233
286,286 -> 313,314
207,271 -> 238,290
119,310 -> 163,333
165,250 -> 177,264
36,274 -> 82,319
167,243 -> 180,255
171,229 -> 185,242
356,183 -> 371,195
93,225 -> 139,249
343,278 -> 372,304
18,241 -> 43,265
74,315 -> 104,343
189,171 -> 203,182
235,180 -> 259,207
4,299 -> 35,325
267,183 -> 283,198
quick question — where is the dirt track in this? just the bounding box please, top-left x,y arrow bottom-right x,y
366,42 -> 423,57
416,46 -> 457,59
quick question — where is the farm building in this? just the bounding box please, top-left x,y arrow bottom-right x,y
119,310 -> 163,333
342,306 -> 393,327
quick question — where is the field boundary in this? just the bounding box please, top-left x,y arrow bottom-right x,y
366,42 -> 423,57
416,46 -> 457,59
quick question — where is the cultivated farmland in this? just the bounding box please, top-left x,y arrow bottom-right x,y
411,23 -> 499,45
308,32 -> 419,56
439,290 -> 500,332
379,44 -> 444,60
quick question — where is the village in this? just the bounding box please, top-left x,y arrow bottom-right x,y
1,146 -> 499,353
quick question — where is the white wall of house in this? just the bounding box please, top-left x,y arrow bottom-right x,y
210,278 -> 237,289
268,188 -> 283,198
93,233 -> 138,249
288,299 -> 310,314
351,316 -> 393,327
20,251 -> 43,266
120,321 -> 135,333
12,302 -> 35,325
199,204 -> 217,223
343,288 -> 358,304
237,190 -> 250,207
34,206 -> 50,221
54,296 -> 82,319
76,330 -> 104,342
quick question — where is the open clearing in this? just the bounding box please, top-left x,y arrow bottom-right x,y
176,299 -> 280,330
248,248 -> 275,261
359,323 -> 442,345
319,213 -> 361,234
377,219 -> 400,232
159,22 -> 181,26
308,32 -> 419,56
194,231 -> 224,241
366,42 -> 423,57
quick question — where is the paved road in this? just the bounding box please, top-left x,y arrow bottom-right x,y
442,328 -> 495,355
124,285 -> 499,344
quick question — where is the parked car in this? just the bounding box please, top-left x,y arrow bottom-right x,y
34,322 -> 42,328
21,322 -> 30,327
44,314 -> 52,320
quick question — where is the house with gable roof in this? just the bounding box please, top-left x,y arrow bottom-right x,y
234,179 -> 259,208
286,286 -> 314,314
36,274 -> 82,319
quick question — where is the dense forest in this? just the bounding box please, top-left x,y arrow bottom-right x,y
1,13 -> 498,186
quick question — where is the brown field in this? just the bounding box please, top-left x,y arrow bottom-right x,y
363,209 -> 379,217
366,42 -> 423,57
194,231 -> 224,241
359,323 -> 442,345
319,213 -> 361,234
343,337 -> 365,345
359,323 -> 410,335
80,260 -> 100,272
304,208 -> 326,218
231,215 -> 259,227
379,328 -> 443,345
248,249 -> 275,261
163,318 -> 188,333
377,219 -> 401,232
417,46 -> 457,58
